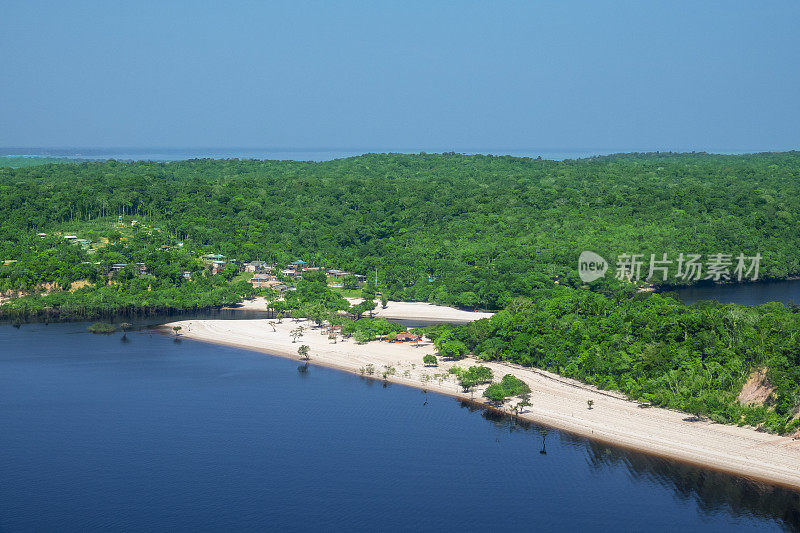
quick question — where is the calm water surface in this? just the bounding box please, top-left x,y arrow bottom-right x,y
673,279 -> 800,306
1,323 -> 799,532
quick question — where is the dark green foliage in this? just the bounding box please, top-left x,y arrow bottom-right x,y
3,152 -> 800,311
449,365 -> 493,394
483,375 -> 531,402
483,384 -> 509,402
445,287 -> 800,433
450,365 -> 494,392
87,322 -> 116,334
2,153 -> 800,433
298,344 -> 310,360
283,276 -> 350,323
349,299 -> 376,319
0,227 -> 253,319
434,330 -> 468,360
342,317 -> 406,342
342,275 -> 359,290
422,354 -> 438,366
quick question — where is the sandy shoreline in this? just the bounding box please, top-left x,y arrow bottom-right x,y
164,301 -> 800,491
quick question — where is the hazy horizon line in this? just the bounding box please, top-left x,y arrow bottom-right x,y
2,146 -> 797,154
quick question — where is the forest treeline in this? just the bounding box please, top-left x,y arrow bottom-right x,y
2,152 -> 799,432
2,151 -> 799,309
419,289 -> 800,434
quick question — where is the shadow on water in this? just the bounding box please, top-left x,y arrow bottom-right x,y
456,399 -> 800,531
0,306 -> 276,327
1,304 -> 471,329
3,322 -> 799,531
580,436 -> 800,530
458,399 -> 534,432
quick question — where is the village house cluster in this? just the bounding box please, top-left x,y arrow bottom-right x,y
240,259 -> 366,293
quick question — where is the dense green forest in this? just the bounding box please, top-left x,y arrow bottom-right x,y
0,231 -> 254,319
2,151 -> 799,310
419,290 -> 800,434
2,152 -> 799,432
0,156 -> 76,168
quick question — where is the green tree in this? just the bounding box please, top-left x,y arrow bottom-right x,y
423,354 -> 438,367
434,331 -> 468,360
290,326 -> 305,343
298,344 -> 310,360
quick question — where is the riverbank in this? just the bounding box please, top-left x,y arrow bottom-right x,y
166,310 -> 800,491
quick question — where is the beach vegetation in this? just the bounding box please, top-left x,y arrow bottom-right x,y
483,375 -> 530,404
431,291 -> 800,434
2,153 -> 800,433
423,354 -> 438,367
342,317 -> 405,342
88,322 -> 116,334
298,344 -> 310,360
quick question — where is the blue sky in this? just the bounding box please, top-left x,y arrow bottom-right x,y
1,1 -> 798,152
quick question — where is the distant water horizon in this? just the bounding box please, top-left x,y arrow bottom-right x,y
0,146 -> 773,163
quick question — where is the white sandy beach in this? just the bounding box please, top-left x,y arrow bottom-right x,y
345,298 -> 495,322
167,299 -> 800,491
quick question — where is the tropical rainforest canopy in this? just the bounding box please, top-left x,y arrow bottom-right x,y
1,152 -> 799,433
2,151 -> 799,309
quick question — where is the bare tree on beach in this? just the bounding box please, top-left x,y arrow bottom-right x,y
291,326 -> 305,343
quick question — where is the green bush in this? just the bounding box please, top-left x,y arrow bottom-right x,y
88,322 -> 116,334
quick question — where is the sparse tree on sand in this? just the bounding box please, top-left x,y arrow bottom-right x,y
298,344 -> 310,360
290,326 -> 305,343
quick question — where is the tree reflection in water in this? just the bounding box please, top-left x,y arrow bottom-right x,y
458,399 -> 800,531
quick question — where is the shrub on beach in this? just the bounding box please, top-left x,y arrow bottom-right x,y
88,322 -> 116,334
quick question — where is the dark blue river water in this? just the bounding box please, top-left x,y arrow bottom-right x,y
673,279 -> 800,306
1,323 -> 799,532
